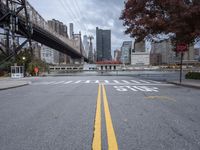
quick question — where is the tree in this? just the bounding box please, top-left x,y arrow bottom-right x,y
120,0 -> 200,45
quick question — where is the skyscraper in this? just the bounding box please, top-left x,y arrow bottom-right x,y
96,27 -> 111,61
83,35 -> 89,57
121,41 -> 132,64
88,35 -> 94,63
69,23 -> 74,39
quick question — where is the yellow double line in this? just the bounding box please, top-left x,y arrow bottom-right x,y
92,84 -> 118,150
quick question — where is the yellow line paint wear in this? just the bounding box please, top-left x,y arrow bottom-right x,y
102,84 -> 118,150
92,84 -> 102,150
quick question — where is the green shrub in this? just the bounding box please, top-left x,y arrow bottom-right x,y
185,72 -> 200,80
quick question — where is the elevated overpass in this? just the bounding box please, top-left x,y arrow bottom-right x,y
0,0 -> 87,61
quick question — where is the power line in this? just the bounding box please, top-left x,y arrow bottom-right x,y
60,0 -> 83,31
73,0 -> 88,32
57,0 -> 82,30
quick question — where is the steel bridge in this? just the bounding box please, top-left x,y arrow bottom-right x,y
0,0 -> 87,61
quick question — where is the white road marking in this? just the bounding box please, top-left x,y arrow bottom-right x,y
85,80 -> 91,83
130,80 -> 141,84
139,80 -> 150,84
113,86 -> 128,92
122,80 -> 130,84
51,81 -> 65,85
126,86 -> 138,91
132,86 -> 146,91
64,81 -> 73,84
40,81 -> 56,85
95,80 -> 100,83
104,80 -> 109,83
113,86 -> 159,92
46,81 -> 57,85
113,80 -> 120,84
74,80 -> 82,84
139,86 -> 158,92
105,83 -> 171,86
147,80 -> 161,84
32,79 -> 169,88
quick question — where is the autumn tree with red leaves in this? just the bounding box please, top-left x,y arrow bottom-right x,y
120,0 -> 200,45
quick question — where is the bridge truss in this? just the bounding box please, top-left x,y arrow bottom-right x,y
0,0 -> 32,63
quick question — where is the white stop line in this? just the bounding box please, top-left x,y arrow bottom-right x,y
113,86 -> 159,92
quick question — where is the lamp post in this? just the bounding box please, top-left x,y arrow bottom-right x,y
22,56 -> 26,77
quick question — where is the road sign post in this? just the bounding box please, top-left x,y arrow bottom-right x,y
34,67 -> 39,76
176,43 -> 188,84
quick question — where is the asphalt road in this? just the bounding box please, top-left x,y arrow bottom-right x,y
0,76 -> 200,150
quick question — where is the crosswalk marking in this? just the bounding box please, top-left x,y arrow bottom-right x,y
52,81 -> 65,85
74,80 -> 82,84
122,80 -> 130,83
139,80 -> 150,84
31,79 -> 167,86
104,80 -> 109,83
130,80 -> 140,84
43,81 -> 56,85
85,80 -> 91,83
126,86 -> 138,91
95,80 -> 100,83
132,86 -> 146,91
64,81 -> 72,84
147,80 -> 161,84
113,80 -> 120,83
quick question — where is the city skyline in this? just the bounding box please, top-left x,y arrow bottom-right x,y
28,0 -> 131,52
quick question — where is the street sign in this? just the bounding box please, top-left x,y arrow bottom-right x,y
34,67 -> 39,74
176,43 -> 188,52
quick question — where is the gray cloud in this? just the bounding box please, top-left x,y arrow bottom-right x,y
28,0 -> 131,52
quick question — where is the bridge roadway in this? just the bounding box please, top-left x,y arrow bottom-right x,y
0,0 -> 87,61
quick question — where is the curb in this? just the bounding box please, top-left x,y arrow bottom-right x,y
167,81 -> 200,89
0,82 -> 31,91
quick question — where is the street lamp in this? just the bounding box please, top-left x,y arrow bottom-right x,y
22,56 -> 26,77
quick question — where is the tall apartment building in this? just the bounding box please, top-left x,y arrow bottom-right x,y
47,19 -> 70,64
48,19 -> 68,38
150,40 -> 196,65
96,27 -> 111,61
40,45 -> 55,64
120,41 -> 132,64
151,40 -> 175,65
114,49 -> 121,62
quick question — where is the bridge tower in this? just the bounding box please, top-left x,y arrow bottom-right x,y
88,35 -> 94,63
0,0 -> 32,64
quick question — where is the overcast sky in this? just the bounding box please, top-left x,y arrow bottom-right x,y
28,0 -> 132,53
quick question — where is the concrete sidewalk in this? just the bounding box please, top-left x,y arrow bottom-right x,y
0,78 -> 31,90
167,79 -> 200,89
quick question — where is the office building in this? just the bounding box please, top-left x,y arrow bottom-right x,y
83,35 -> 89,57
40,45 -> 55,64
114,49 -> 121,62
48,19 -> 68,38
31,41 -> 41,60
151,40 -> 176,65
131,40 -> 150,65
120,41 -> 132,64
96,27 -> 111,61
